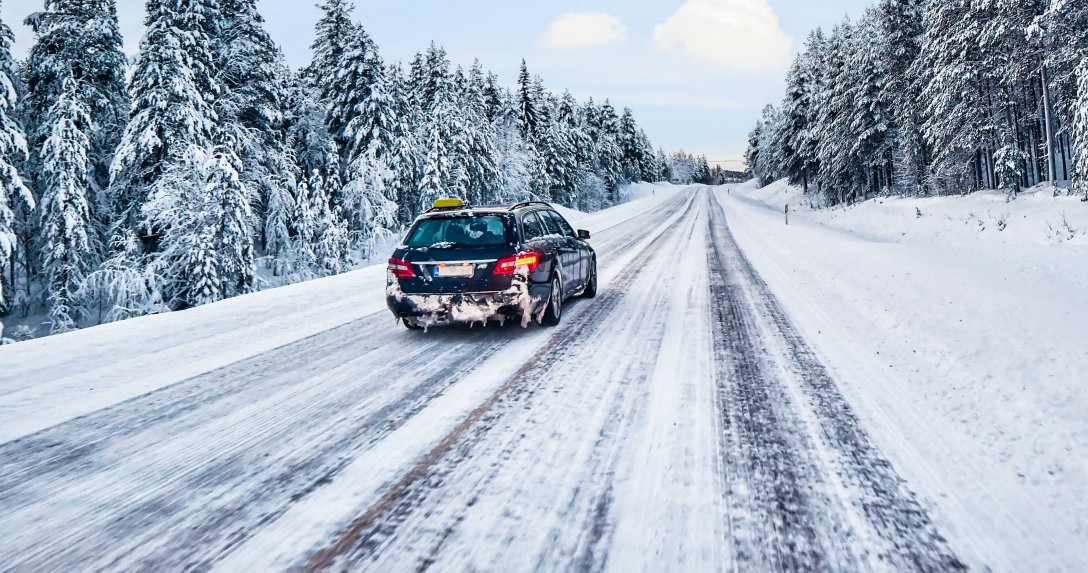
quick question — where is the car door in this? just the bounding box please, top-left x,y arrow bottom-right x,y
540,210 -> 583,295
556,212 -> 593,286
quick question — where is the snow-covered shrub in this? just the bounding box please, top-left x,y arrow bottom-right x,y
1046,212 -> 1079,243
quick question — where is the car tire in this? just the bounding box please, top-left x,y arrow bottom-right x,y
403,318 -> 424,330
540,276 -> 563,327
582,259 -> 597,299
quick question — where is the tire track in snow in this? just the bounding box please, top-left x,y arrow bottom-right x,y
0,191 -> 693,572
303,193 -> 701,572
0,309 -> 389,497
705,190 -> 966,571
0,321 -> 522,571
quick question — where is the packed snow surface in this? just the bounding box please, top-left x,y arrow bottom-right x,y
723,179 -> 1088,571
0,183 -> 1085,571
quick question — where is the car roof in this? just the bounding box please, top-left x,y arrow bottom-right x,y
418,207 -> 513,219
419,202 -> 555,219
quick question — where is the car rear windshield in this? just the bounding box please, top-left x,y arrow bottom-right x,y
404,215 -> 512,248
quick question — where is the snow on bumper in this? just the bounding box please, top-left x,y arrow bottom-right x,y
386,281 -> 541,328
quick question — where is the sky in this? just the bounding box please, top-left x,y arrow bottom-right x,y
1,0 -> 874,169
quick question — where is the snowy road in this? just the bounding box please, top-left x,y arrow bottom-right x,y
0,188 -> 964,571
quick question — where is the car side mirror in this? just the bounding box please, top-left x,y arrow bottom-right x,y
577,229 -> 591,240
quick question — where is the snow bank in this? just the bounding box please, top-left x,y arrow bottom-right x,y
737,178 -> 1088,247
719,183 -> 1088,571
620,181 -> 676,203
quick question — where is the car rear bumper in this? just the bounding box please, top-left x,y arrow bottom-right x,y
386,282 -> 550,327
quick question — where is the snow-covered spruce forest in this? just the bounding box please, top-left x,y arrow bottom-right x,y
0,0 -> 721,339
746,0 -> 1088,205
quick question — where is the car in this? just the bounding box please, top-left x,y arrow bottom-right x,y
386,198 -> 597,330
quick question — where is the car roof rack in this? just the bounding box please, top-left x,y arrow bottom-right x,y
425,198 -> 471,214
508,201 -> 552,211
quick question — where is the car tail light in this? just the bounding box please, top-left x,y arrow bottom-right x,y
388,257 -> 415,278
494,253 -> 539,275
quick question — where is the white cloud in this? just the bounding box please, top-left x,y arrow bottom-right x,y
542,12 -> 628,50
653,0 -> 792,73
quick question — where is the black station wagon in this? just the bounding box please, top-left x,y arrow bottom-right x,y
386,198 -> 597,329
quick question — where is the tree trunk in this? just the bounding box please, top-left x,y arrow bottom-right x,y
1041,65 -> 1058,184
1061,133 -> 1071,181
979,148 -> 987,191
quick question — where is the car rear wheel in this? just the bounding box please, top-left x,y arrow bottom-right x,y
582,259 -> 597,299
540,276 -> 562,326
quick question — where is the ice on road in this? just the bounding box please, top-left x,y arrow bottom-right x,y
0,186 -> 983,571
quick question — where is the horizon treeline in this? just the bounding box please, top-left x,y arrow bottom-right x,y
0,0 -> 715,337
746,0 -> 1088,206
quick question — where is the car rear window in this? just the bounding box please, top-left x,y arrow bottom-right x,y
404,215 -> 512,248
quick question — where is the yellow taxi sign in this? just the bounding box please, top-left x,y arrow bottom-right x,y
433,198 -> 464,209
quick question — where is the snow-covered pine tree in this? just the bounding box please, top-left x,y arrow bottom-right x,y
754,104 -> 783,183
695,155 -> 713,184
39,75 -> 96,332
415,42 -> 451,113
385,64 -> 422,224
493,88 -> 533,205
915,0 -> 995,193
417,122 -> 449,212
1044,0 -> 1088,184
812,19 -> 856,204
460,105 -> 503,207
203,144 -> 256,300
557,91 -> 589,163
407,50 -> 426,109
482,71 -> 504,123
284,75 -> 339,181
77,229 -> 166,323
440,95 -> 472,202
263,163 -> 295,275
457,59 -> 503,206
301,169 -> 348,274
540,117 -> 576,206
618,107 -> 646,183
324,25 -> 382,171
306,0 -> 354,80
655,148 -> 670,182
341,143 -> 398,259
556,90 -> 595,206
466,60 -> 487,115
0,6 -> 32,314
23,0 -> 129,225
147,144 -> 255,308
342,66 -> 400,258
776,52 -> 813,191
109,0 -> 221,233
877,0 -> 927,196
217,0 -> 282,133
798,30 -> 827,192
637,130 -> 659,182
516,60 -> 539,140
1073,56 -> 1088,201
595,99 -> 624,204
842,11 -> 893,200
215,0 -> 292,255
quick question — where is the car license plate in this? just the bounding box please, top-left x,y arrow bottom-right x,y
435,264 -> 474,278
